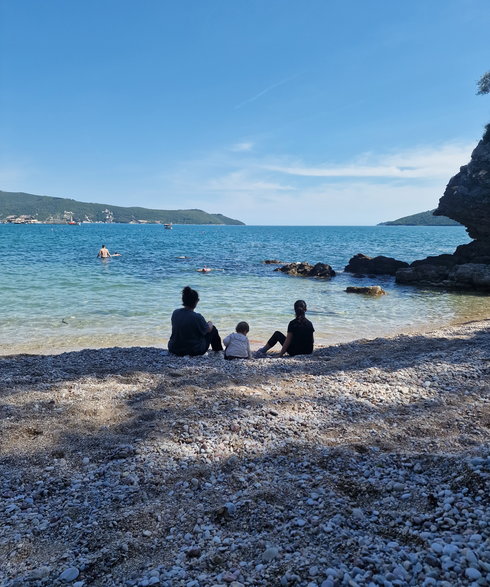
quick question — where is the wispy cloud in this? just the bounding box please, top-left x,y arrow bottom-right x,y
151,139 -> 476,225
230,142 -> 254,152
262,143 -> 474,180
234,75 -> 298,109
207,171 -> 295,192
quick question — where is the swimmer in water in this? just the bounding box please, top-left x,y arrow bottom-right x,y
97,244 -> 111,258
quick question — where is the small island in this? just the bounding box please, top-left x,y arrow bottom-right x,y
378,209 -> 461,226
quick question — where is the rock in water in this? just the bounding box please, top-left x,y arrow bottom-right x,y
309,262 -> 336,277
396,265 -> 449,286
344,253 -> 408,275
345,286 -> 387,296
274,262 -> 336,278
397,262 -> 490,289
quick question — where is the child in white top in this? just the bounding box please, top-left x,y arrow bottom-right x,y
223,321 -> 251,360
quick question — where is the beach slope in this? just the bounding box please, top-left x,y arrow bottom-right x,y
1,320 -> 489,585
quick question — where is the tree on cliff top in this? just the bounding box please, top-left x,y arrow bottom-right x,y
477,71 -> 490,95
476,72 -> 490,141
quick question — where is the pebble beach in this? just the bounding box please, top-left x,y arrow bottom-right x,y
1,319 -> 490,586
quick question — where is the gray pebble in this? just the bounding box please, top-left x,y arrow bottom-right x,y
262,547 -> 279,562
59,567 -> 80,582
465,567 -> 481,580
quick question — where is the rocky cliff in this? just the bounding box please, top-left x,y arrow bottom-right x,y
435,124 -> 490,240
396,124 -> 490,291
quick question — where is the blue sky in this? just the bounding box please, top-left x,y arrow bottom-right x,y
1,0 -> 489,225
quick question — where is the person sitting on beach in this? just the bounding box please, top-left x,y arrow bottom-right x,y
97,244 -> 111,258
223,321 -> 252,360
168,286 -> 223,356
255,300 -> 314,358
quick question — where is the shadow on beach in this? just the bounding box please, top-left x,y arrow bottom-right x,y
1,321 -> 489,460
1,318 -> 489,382
0,320 -> 489,585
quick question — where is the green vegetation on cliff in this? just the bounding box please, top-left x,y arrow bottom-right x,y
379,209 -> 461,226
0,191 -> 244,225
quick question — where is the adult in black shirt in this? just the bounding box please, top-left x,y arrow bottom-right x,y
256,300 -> 314,357
168,286 -> 223,356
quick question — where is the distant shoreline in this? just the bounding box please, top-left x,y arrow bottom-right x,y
0,189 -> 245,225
0,220 -> 241,226
0,221 -> 468,227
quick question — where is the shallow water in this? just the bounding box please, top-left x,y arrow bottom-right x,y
0,223 -> 488,354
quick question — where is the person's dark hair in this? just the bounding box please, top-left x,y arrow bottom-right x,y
294,299 -> 307,321
182,286 -> 199,308
102,244 -> 106,247
236,321 -> 249,334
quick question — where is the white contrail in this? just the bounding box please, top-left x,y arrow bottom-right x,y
234,75 -> 298,109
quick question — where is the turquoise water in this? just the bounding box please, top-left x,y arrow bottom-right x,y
0,224 -> 488,354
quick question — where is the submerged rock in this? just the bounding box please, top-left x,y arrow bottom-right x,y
274,262 -> 336,278
345,286 -> 387,296
344,254 -> 408,276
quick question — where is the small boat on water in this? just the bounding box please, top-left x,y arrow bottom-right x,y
164,223 -> 173,230
67,221 -> 80,225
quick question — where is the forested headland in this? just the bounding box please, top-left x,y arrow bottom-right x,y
0,190 -> 244,225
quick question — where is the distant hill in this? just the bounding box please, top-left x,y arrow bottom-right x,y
0,190 -> 244,225
379,209 -> 461,226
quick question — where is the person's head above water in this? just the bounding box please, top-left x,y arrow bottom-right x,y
294,299 -> 307,321
182,286 -> 199,309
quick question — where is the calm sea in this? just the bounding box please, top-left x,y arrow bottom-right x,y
0,224 -> 488,355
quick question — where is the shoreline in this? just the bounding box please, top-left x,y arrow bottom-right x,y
1,310 -> 489,358
1,319 -> 489,585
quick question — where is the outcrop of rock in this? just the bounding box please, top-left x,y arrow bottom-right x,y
274,262 -> 336,278
434,124 -> 490,240
345,286 -> 387,296
263,259 -> 283,264
344,253 -> 409,276
396,263 -> 490,289
395,124 -> 490,292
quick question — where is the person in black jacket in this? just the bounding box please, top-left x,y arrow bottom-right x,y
255,300 -> 314,358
